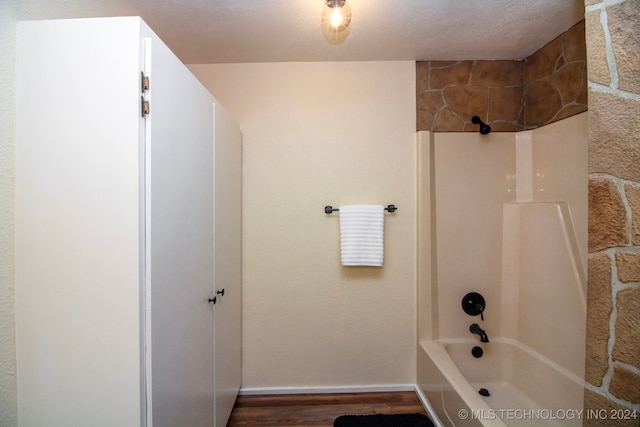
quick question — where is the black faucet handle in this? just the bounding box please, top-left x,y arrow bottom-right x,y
462,292 -> 486,321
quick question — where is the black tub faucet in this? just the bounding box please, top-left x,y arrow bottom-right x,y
470,323 -> 489,342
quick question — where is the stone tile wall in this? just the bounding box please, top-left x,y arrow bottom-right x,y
416,21 -> 587,132
416,60 -> 523,132
523,20 -> 588,128
584,0 -> 640,423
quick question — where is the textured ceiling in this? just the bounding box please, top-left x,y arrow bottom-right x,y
129,0 -> 585,64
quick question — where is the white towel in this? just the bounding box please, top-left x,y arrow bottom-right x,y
339,204 -> 384,267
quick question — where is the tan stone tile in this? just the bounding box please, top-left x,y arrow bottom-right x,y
610,365 -> 640,403
586,254 -> 614,387
550,62 -> 587,104
417,91 -> 445,132
626,185 -> 640,245
487,121 -> 524,132
613,287 -> 640,369
588,178 -> 628,252
433,107 -> 464,132
462,122 -> 477,132
588,91 -> 640,181
555,104 -> 589,123
442,85 -> 488,122
583,389 -> 640,427
429,61 -> 473,90
523,79 -> 563,127
516,108 -> 525,129
586,9 -> 611,86
524,37 -> 563,84
488,86 -> 523,122
416,62 -> 430,92
608,1 -> 640,94
564,20 -> 587,63
471,60 -> 522,87
430,61 -> 460,69
616,252 -> 640,283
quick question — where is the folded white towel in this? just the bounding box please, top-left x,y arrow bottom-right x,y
339,204 -> 384,267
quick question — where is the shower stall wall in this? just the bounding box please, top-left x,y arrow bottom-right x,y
416,113 -> 588,427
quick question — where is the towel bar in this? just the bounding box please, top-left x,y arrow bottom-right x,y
324,204 -> 397,214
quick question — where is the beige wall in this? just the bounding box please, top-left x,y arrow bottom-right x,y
0,1 -> 139,425
189,62 -> 418,390
584,0 -> 640,420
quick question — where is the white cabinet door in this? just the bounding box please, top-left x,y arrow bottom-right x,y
16,17 -> 241,427
213,104 -> 243,427
141,23 -> 216,427
16,18 -> 146,427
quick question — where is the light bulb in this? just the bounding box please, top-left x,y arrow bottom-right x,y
330,8 -> 343,28
322,0 -> 352,34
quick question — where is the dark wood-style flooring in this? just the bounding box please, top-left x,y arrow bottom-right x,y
227,391 -> 429,426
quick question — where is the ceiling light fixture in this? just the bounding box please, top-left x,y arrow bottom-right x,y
324,0 -> 351,32
321,0 -> 352,42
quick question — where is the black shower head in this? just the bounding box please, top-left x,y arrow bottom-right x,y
471,116 -> 492,135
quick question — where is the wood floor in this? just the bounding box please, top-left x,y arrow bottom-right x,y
227,391 -> 430,427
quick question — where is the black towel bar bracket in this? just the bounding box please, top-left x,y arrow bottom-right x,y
324,204 -> 397,214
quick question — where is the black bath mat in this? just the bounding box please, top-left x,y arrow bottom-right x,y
334,413 -> 434,427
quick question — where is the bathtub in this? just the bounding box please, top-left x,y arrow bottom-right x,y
417,339 -> 585,427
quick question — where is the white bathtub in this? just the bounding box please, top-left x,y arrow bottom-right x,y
418,339 -> 585,427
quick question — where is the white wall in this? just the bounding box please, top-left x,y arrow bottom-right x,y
502,113 -> 588,377
528,113 -> 589,264
426,114 -> 587,351
0,1 -> 139,425
433,132 -> 516,340
189,62 -> 418,390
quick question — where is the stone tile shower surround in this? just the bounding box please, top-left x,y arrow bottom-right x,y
584,0 -> 640,423
416,60 -> 524,132
416,20 -> 587,132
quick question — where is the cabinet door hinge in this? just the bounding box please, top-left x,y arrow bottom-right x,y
141,71 -> 150,92
140,72 -> 150,117
141,96 -> 150,117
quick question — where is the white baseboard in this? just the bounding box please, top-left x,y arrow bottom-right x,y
413,385 -> 445,427
239,383 -> 416,395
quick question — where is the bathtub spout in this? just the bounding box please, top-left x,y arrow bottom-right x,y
470,323 -> 489,342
